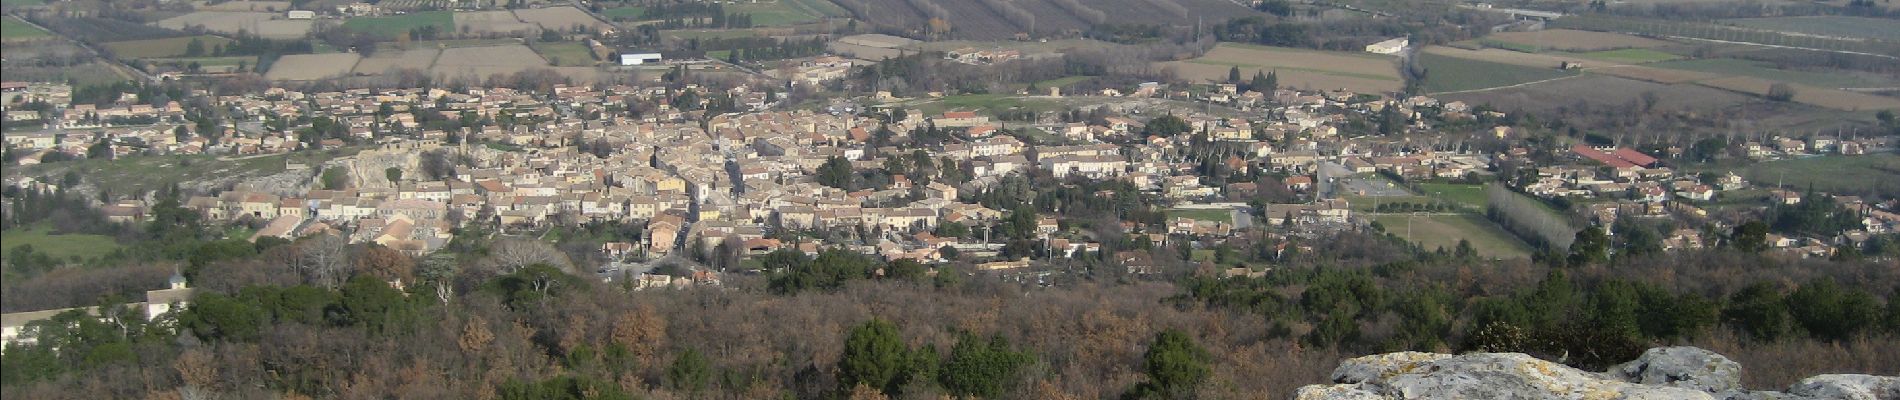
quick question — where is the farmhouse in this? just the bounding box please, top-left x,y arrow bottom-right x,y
1365,37 -> 1409,54
287,10 -> 315,19
618,51 -> 663,66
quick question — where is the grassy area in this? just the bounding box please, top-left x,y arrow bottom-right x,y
1416,182 -> 1488,210
663,29 -> 761,40
1478,39 -> 1541,53
342,11 -> 453,39
1743,153 -> 1900,196
1,0 -> 46,6
0,225 -> 121,260
1725,16 -> 1900,42
2,16 -> 51,40
731,2 -> 819,26
786,0 -> 851,18
1570,48 -> 1679,64
598,6 -> 646,19
1370,214 -> 1532,259
1167,208 -> 1234,224
1651,58 -> 1880,88
1184,59 -> 1401,82
1345,195 -> 1432,212
531,41 -> 596,66
1416,51 -> 1578,93
100,35 -> 235,58
375,38 -> 517,52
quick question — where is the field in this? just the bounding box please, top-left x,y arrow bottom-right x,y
1415,182 -> 1487,210
2,0 -> 46,6
1370,214 -> 1532,259
514,6 -> 612,32
342,11 -> 453,38
0,61 -> 139,87
351,48 -> 439,75
146,56 -> 257,73
1743,153 -> 1900,198
1163,42 -> 1402,93
730,2 -> 821,26
1651,58 -> 1890,88
1414,50 -> 1578,94
454,10 -> 537,34
530,41 -> 596,66
38,17 -> 186,42
1167,208 -> 1234,224
1443,74 -> 1748,114
1552,15 -> 1900,56
1725,16 -> 1900,42
266,53 -> 362,80
156,11 -> 312,39
2,16 -> 50,41
429,44 -> 558,80
598,6 -> 646,20
786,0 -> 851,18
0,226 -> 121,260
1482,29 -> 1672,51
1694,76 -> 1900,111
664,29 -> 762,40
100,35 -> 235,59
191,0 -> 290,11
1569,48 -> 1679,64
833,0 -> 1258,40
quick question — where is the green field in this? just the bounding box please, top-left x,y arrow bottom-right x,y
1167,208 -> 1234,224
1370,214 -> 1532,259
1478,39 -> 1541,53
663,29 -> 761,40
1725,16 -> 1900,42
598,6 -> 646,19
1415,182 -> 1488,210
100,35 -> 235,58
730,2 -> 820,26
1,0 -> 46,6
1651,58 -> 1882,88
1570,48 -> 1679,64
531,41 -> 596,66
1744,153 -> 1900,196
0,225 -> 121,261
1416,51 -> 1578,93
2,16 -> 51,40
342,11 -> 453,38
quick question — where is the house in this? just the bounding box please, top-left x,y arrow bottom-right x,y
1365,37 -> 1408,54
933,111 -> 988,128
618,51 -> 663,66
287,10 -> 315,19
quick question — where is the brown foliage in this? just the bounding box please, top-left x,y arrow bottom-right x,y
353,245 -> 416,284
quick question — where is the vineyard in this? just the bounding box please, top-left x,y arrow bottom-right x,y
34,17 -> 186,43
832,0 -> 1257,40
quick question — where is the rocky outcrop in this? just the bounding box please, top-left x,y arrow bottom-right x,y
1295,347 -> 1899,400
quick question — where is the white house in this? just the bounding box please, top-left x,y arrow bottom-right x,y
287,10 -> 316,19
1365,37 -> 1408,54
619,51 -> 663,66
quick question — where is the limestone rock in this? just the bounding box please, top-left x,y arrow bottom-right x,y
1296,351 -> 1712,400
1607,346 -> 1743,393
1784,374 -> 1900,400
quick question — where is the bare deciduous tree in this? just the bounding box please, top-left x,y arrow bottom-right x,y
294,234 -> 351,288
485,238 -> 571,275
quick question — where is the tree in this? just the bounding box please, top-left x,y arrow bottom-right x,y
839,318 -> 908,394
818,156 -> 854,190
385,167 -> 403,183
1785,279 -> 1881,342
1566,226 -> 1609,266
321,167 -> 350,190
1733,221 -> 1769,253
940,334 -> 1033,398
486,239 -> 570,275
1128,329 -> 1209,398
1227,66 -> 1241,84
1766,83 -> 1796,102
1723,282 -> 1790,341
1143,115 -> 1191,137
354,245 -> 415,284
294,234 -> 350,288
665,348 -> 712,393
184,38 -> 205,57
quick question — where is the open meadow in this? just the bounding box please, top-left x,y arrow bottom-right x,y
1744,153 -> 1900,199
2,16 -> 51,41
1724,16 -> 1900,42
514,6 -> 612,32
1443,74 -> 1749,114
730,1 -> 821,26
351,48 -> 440,75
530,41 -> 596,66
454,10 -> 537,34
1414,49 -> 1578,93
0,225 -> 121,260
1162,42 -> 1402,93
266,53 -> 362,80
342,11 -> 453,38
1369,213 -> 1532,259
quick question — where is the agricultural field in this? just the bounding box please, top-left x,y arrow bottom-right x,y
1415,182 -> 1488,210
100,35 -> 234,59
454,10 -> 537,34
2,0 -> 47,6
341,11 -> 453,38
1743,153 -> 1900,199
1414,49 -> 1578,94
38,17 -> 186,42
0,226 -> 121,261
1163,42 -> 1402,94
190,0 -> 291,11
1695,76 -> 1900,111
597,6 -> 646,21
1724,16 -> 1900,42
155,11 -> 312,39
0,61 -> 138,87
1369,213 -> 1532,259
530,41 -> 596,66
429,44 -> 561,80
1483,29 -> 1672,51
146,56 -> 258,73
1443,74 -> 1748,114
832,0 -> 1258,40
514,6 -> 612,32
2,16 -> 51,41
664,29 -> 762,40
1650,58 -> 1893,88
1553,15 -> 1900,56
351,48 -> 440,75
730,2 -> 821,26
1568,48 -> 1679,64
266,52 -> 362,80
786,0 -> 851,18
